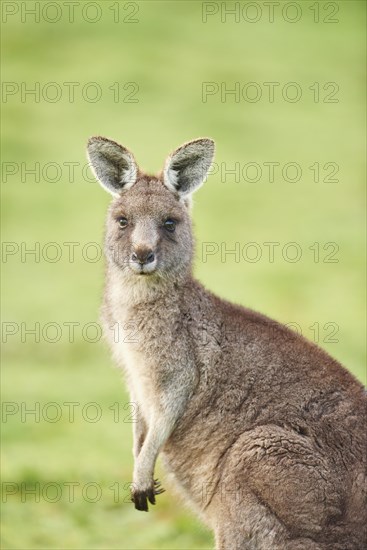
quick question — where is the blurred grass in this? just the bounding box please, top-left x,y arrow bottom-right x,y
1,1 -> 366,549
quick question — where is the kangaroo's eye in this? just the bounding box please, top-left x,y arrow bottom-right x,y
117,217 -> 128,229
164,219 -> 176,232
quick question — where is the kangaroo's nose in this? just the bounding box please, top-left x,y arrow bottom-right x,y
131,249 -> 155,265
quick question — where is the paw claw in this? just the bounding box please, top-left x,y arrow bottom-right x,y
154,478 -> 165,494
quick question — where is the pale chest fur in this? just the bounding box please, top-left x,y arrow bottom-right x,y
103,275 -> 194,423
117,344 -> 156,423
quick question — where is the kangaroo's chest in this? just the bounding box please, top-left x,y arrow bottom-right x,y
108,306 -> 191,422
118,342 -> 156,421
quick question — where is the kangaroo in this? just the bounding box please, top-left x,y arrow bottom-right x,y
87,136 -> 367,550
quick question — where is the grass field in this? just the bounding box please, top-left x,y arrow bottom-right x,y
1,1 -> 366,548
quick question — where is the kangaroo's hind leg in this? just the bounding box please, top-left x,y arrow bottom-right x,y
209,424 -> 345,549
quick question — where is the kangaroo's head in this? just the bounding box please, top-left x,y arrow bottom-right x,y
87,136 -> 215,284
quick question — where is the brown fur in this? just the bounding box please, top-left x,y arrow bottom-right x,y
87,136 -> 367,549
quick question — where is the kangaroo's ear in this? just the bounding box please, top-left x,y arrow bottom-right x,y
87,136 -> 138,196
163,138 -> 215,197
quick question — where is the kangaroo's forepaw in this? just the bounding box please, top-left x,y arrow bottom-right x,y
131,486 -> 155,511
131,479 -> 165,511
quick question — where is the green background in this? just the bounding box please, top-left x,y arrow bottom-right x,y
1,1 -> 366,548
